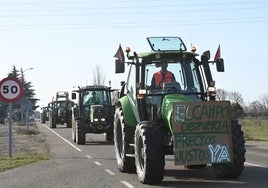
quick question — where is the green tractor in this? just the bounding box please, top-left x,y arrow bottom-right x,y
49,91 -> 73,128
71,85 -> 117,144
41,106 -> 50,124
113,37 -> 246,184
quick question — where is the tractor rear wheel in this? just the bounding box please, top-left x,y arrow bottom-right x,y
135,121 -> 165,184
114,106 -> 135,173
213,119 -> 245,178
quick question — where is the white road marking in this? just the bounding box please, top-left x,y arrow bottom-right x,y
94,161 -> 102,166
105,169 -> 115,175
41,124 -> 82,152
41,124 -> 136,187
86,155 -> 92,159
245,162 -> 263,167
120,181 -> 135,188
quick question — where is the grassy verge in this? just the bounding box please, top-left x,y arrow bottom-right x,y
0,153 -> 51,172
239,117 -> 268,141
0,122 -> 51,172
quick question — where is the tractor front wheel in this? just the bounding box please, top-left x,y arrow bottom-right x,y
135,121 -> 165,184
51,115 -> 56,128
76,120 -> 85,145
72,124 -> 76,142
105,130 -> 114,142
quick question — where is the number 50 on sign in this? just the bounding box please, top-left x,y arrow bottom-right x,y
0,77 -> 24,103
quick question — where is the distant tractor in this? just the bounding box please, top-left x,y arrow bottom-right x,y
71,85 -> 117,144
41,106 -> 50,124
113,36 -> 246,184
49,91 -> 73,128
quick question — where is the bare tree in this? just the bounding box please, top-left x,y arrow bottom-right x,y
249,100 -> 265,126
217,89 -> 228,101
93,64 -> 106,85
229,91 -> 243,104
259,94 -> 268,116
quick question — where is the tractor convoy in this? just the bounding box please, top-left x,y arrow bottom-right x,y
40,36 -> 245,185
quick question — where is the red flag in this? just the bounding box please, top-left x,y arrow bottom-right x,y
214,45 -> 221,61
114,44 -> 125,63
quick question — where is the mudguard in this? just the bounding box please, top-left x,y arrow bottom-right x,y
161,94 -> 193,133
119,96 -> 137,127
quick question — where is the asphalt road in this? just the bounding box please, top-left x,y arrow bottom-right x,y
0,122 -> 268,188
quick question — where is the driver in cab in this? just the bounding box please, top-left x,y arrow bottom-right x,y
151,62 -> 176,89
87,91 -> 100,104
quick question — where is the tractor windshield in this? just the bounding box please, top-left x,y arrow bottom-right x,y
57,101 -> 67,108
145,60 -> 202,96
147,37 -> 187,52
82,90 -> 110,106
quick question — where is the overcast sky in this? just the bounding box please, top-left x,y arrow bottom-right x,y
0,0 -> 267,108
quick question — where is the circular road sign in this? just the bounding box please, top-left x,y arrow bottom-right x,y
0,77 -> 24,103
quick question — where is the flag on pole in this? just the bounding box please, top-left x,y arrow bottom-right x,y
114,44 -> 125,63
214,44 -> 221,61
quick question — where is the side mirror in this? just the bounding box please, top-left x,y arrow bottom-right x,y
115,59 -> 125,73
216,58 -> 224,72
72,92 -> 76,100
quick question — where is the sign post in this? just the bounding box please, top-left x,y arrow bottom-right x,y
0,77 -> 24,157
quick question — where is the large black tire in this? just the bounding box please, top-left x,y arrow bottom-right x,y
76,120 -> 86,145
51,115 -> 56,128
114,106 -> 136,173
135,121 -> 165,184
213,119 -> 246,178
41,116 -> 45,124
49,112 -> 53,128
66,111 -> 72,128
105,130 -> 114,142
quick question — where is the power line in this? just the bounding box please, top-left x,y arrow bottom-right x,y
0,16 -> 267,30
0,1 -> 267,12
0,6 -> 267,17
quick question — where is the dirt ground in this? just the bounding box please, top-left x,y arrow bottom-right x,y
0,121 -> 49,156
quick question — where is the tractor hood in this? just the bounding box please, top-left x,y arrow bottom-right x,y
161,94 -> 193,132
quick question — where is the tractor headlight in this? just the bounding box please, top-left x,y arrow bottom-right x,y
137,89 -> 146,99
93,118 -> 99,122
207,86 -> 216,97
101,118 -> 105,122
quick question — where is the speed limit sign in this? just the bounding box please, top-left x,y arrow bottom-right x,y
0,77 -> 24,103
